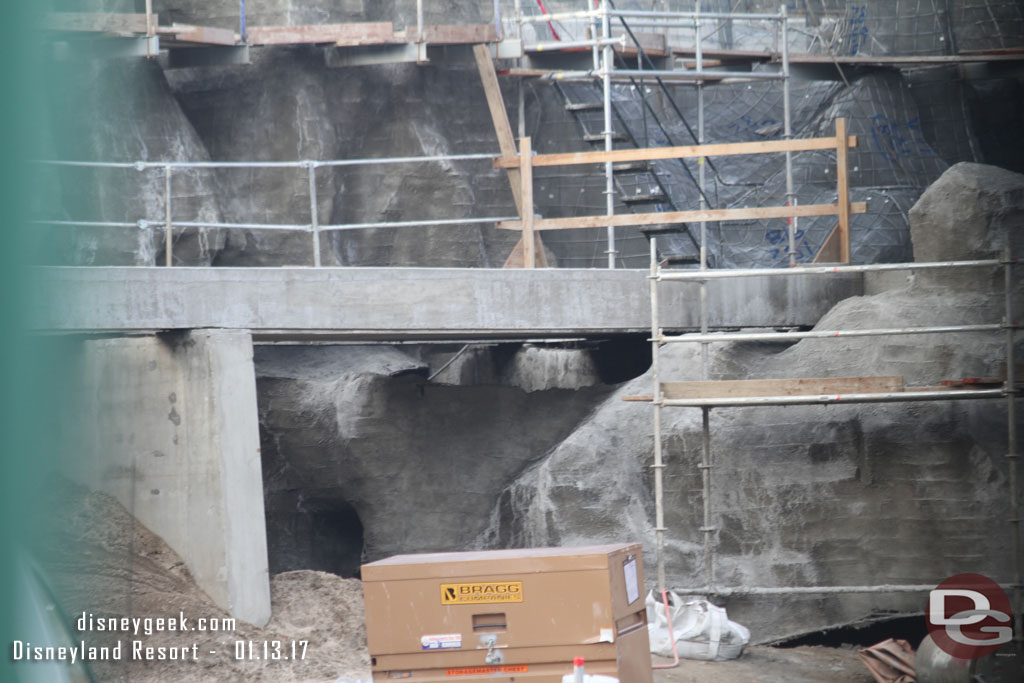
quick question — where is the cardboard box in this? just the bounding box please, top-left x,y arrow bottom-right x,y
362,544 -> 653,682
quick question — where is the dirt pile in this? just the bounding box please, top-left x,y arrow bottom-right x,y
37,479 -> 370,682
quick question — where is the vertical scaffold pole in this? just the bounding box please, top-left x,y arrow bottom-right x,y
696,0 -> 714,592
696,1 -> 705,229
308,164 -> 321,268
1005,246 -> 1022,654
650,237 -> 667,592
164,165 -> 172,267
602,0 -> 616,269
240,0 -> 247,43
782,6 -> 796,267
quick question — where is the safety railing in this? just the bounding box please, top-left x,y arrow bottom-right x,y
38,117 -> 860,269
38,154 -> 517,267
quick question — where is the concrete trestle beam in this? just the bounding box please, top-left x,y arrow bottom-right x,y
34,267 -> 863,339
70,329 -> 271,626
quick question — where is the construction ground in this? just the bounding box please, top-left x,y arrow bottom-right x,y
18,0 -> 1024,681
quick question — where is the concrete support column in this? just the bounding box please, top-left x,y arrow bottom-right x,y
74,329 -> 270,626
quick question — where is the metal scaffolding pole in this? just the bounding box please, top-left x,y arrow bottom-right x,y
782,6 -> 796,266
661,388 -> 1004,408
660,324 -> 1005,345
609,9 -> 781,21
694,0 -> 714,592
163,165 -> 172,267
602,0 -> 616,269
538,68 -> 786,81
650,237 -> 667,593
519,10 -> 600,23
308,164 -> 321,268
1005,247 -> 1022,654
658,259 -> 1001,280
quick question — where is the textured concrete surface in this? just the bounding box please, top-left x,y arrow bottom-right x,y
42,58 -> 225,266
33,266 -> 862,338
475,163 -> 1024,643
68,330 -> 271,626
254,344 -> 616,570
909,162 -> 1024,287
478,284 -> 1018,644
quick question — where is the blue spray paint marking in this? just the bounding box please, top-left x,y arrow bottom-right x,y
848,5 -> 869,55
726,115 -> 780,138
870,114 -> 933,162
765,228 -> 815,262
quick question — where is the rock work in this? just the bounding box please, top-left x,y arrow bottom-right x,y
909,162 -> 1024,265
43,59 -> 225,266
255,344 -> 616,573
242,163 -> 1024,644
42,4 -> 1023,268
476,162 -> 1023,643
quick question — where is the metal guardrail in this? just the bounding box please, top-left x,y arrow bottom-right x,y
38,153 -> 516,267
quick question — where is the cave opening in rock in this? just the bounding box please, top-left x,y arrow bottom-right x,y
773,615 -> 927,650
265,490 -> 365,579
588,335 -> 652,384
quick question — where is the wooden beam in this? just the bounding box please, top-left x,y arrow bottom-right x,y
520,137 -> 536,268
45,12 -> 154,34
835,117 -> 851,264
661,376 -> 904,400
160,23 -> 236,46
494,135 -> 858,168
407,24 -> 498,44
246,23 -> 399,46
502,235 -> 550,268
473,44 -> 523,216
812,222 -> 842,263
498,201 -> 868,232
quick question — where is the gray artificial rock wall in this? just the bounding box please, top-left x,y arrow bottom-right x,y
476,162 -> 1024,642
254,344 -> 617,571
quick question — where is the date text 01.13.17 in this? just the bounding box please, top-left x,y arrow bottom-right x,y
234,640 -> 308,661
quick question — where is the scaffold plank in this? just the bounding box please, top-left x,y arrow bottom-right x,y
160,23 -> 236,46
246,23 -> 399,46
406,24 -> 498,44
660,376 -> 905,400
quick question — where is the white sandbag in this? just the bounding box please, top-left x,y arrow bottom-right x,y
645,590 -> 750,661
